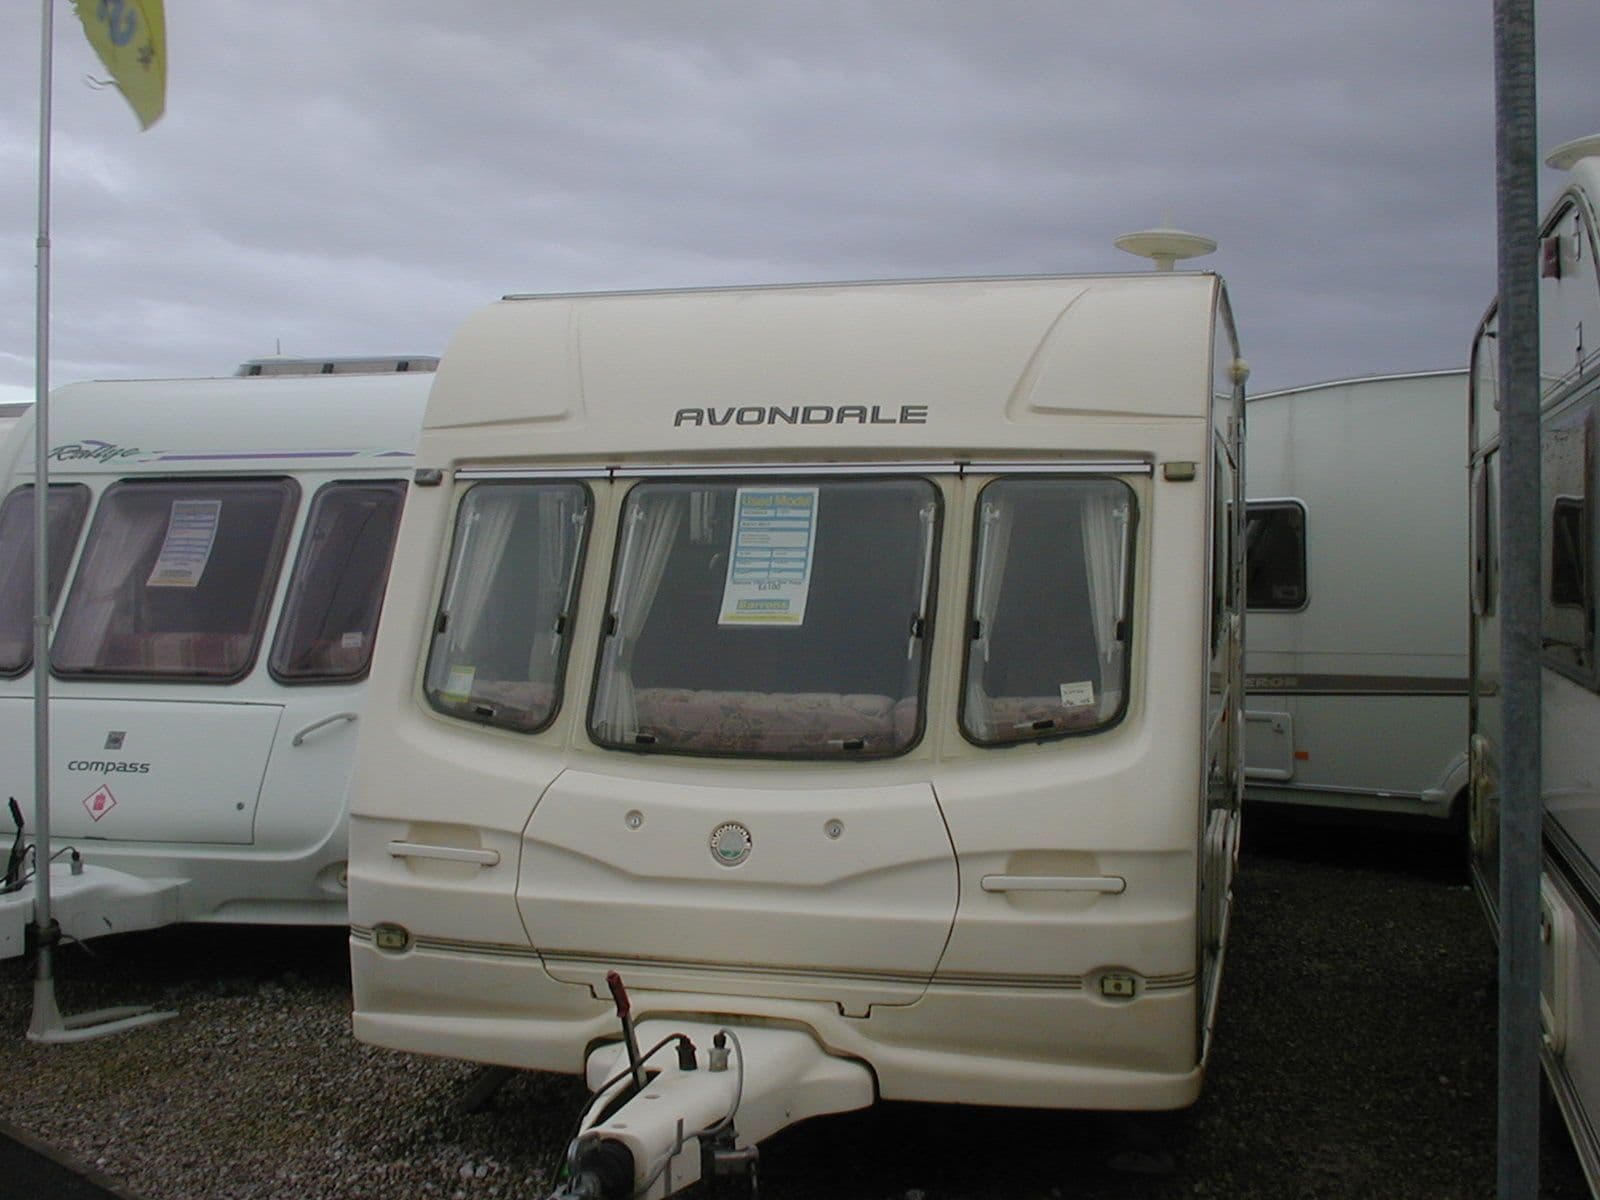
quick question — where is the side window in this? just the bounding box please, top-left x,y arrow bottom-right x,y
1471,455 -> 1497,618
1541,404 -> 1593,679
424,481 -> 591,733
0,484 -> 91,675
1210,444 -> 1237,650
52,478 -> 298,681
1245,501 -> 1308,611
961,477 -> 1134,745
270,481 -> 407,683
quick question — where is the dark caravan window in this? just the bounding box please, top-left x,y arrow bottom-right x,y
960,477 -> 1136,746
424,481 -> 591,732
0,484 -> 91,675
1245,501 -> 1308,611
590,477 -> 940,759
270,481 -> 407,683
1542,404 -> 1593,679
52,479 -> 298,680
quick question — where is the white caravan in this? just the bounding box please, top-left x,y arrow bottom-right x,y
0,401 -> 27,444
1243,371 -> 1470,823
1469,133 -> 1600,1197
348,274 -> 1247,1199
0,358 -> 433,959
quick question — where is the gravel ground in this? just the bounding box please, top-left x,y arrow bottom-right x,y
0,812 -> 1591,1200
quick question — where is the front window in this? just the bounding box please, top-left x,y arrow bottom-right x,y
270,481 -> 407,682
591,477 -> 939,758
52,479 -> 298,679
0,484 -> 91,675
961,477 -> 1134,744
424,481 -> 591,731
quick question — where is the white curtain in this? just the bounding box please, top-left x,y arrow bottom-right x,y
1080,487 -> 1130,716
442,489 -> 519,669
53,502 -> 167,668
963,494 -> 1015,740
594,492 -> 684,738
526,492 -> 585,679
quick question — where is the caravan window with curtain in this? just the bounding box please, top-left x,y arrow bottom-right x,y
0,484 -> 91,676
270,480 -> 407,683
424,481 -> 591,732
52,479 -> 298,680
960,477 -> 1135,745
589,477 -> 939,759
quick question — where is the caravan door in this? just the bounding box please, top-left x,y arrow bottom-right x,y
1,699 -> 284,844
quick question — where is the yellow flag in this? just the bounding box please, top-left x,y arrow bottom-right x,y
72,0 -> 167,130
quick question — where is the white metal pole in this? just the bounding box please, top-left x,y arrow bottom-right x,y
31,0 -> 55,957
27,0 -> 173,1042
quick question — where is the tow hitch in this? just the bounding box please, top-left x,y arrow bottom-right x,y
547,973 -> 874,1200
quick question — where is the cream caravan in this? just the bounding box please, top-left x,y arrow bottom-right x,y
1470,134 -> 1600,1197
1243,371 -> 1469,823
0,401 -> 26,444
0,359 -> 432,958
349,275 -> 1246,1197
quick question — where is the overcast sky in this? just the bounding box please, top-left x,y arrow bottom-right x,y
1,1 -> 1595,407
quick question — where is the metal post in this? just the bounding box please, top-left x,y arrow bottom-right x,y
30,0 -> 57,991
1491,2 -> 1542,1196
27,0 -> 172,1043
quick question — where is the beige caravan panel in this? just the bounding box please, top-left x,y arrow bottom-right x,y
424,275 -> 1223,447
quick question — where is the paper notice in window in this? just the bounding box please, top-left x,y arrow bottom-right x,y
718,486 -> 819,625
1060,681 -> 1096,708
442,665 -> 475,703
146,500 -> 222,588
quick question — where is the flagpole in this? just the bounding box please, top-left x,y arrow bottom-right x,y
28,0 -> 172,1043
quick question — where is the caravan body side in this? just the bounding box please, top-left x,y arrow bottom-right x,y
0,367 -> 430,950
0,402 -> 26,447
1243,371 -> 1469,821
348,274 -> 1246,1112
1469,135 -> 1600,1197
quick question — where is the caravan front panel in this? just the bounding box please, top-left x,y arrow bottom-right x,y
349,275 -> 1245,1113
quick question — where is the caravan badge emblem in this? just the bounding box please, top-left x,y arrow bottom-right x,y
709,822 -> 752,867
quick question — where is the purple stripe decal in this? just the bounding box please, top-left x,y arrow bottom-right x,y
153,451 -> 363,461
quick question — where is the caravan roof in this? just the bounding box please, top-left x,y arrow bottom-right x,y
1,370 -> 426,482
421,272 -> 1228,460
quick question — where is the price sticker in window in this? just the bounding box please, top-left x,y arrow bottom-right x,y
442,665 -> 475,703
1060,681 -> 1096,708
718,486 -> 819,625
147,499 -> 222,588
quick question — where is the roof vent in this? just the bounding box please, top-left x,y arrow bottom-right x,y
1114,221 -> 1217,272
1546,134 -> 1600,173
234,355 -> 440,377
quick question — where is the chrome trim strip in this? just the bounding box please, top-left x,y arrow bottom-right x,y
1245,781 -> 1427,802
617,461 -> 961,479
456,459 -> 1154,482
963,460 -> 1153,476
351,928 -> 1193,994
455,466 -> 607,480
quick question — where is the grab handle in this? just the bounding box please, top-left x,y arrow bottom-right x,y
290,711 -> 359,746
980,874 -> 1126,894
386,842 -> 501,867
